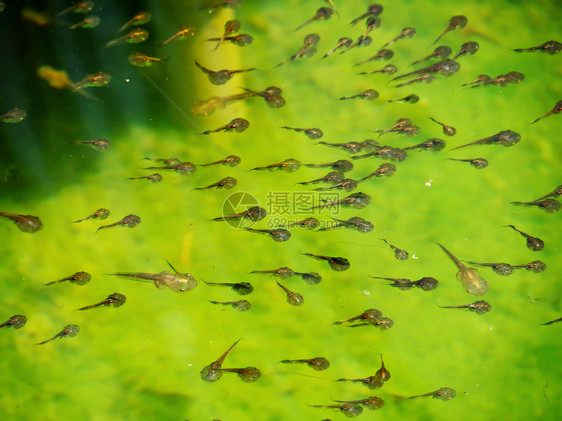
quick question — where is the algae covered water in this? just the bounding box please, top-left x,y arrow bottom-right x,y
0,0 -> 560,420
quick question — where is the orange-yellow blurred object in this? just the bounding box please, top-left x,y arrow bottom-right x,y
21,8 -> 52,26
37,66 -> 73,89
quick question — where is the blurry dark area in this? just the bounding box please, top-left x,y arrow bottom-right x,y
0,0 -> 206,201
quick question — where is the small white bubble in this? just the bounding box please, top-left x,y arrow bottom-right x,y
188,363 -> 192,367
363,290 -> 371,296
489,327 -> 493,331
425,179 -> 433,187
125,78 -> 130,83
412,253 -> 418,259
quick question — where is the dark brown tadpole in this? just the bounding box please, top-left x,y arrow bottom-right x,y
338,89 -> 379,100
309,403 -> 363,417
96,214 -> 141,232
294,7 -> 333,31
76,293 -> 126,311
210,19 -> 241,51
309,192 -> 372,210
333,308 -> 383,326
205,34 -> 253,48
313,178 -> 358,192
372,276 -> 438,291
334,396 -> 385,411
208,300 -> 251,312
244,228 -> 291,242
323,37 -> 353,58
279,357 -> 330,371
305,159 -> 353,173
513,260 -> 546,273
432,15 -> 467,45
391,59 -> 460,82
357,163 -> 397,182
45,271 -> 91,286
280,126 -> 323,139
349,3 -> 383,26
438,300 -> 492,314
251,266 -> 295,279
511,198 -> 560,213
199,0 -> 242,11
361,16 -> 382,41
0,314 -> 27,329
251,158 -> 300,172
211,206 -> 266,223
351,315 -> 394,330
395,73 -> 435,88
453,41 -> 479,59
531,100 -> 562,124
380,238 -> 409,260
341,35 -> 373,54
200,339 -> 242,382
448,158 -> 488,169
408,387 -> 456,400
70,138 -> 111,151
465,261 -> 514,276
359,64 -> 398,76
389,94 -> 420,104
505,225 -> 544,251
214,366 -> 261,382
37,324 -> 80,345
200,118 -> 249,135
382,27 -> 416,48
412,45 -> 452,65
0,211 -> 43,233
301,253 -> 350,271
110,262 -> 197,293
276,281 -> 304,306
144,161 -> 197,174
451,130 -> 520,151
204,281 -> 253,295
375,354 -> 391,382
296,170 -> 345,185
318,216 -> 373,233
240,86 -> 286,108
200,154 -> 241,167
485,71 -> 525,87
142,157 -> 180,165
429,117 -> 456,136
127,174 -> 162,183
462,73 -> 492,87
413,277 -> 440,291
276,33 -> 319,66
402,138 -> 446,152
372,118 -> 420,138
295,272 -> 322,285
194,177 -> 237,191
354,49 -> 393,67
513,40 -> 561,55
337,375 -> 383,390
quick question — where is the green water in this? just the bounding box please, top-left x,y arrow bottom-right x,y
0,0 -> 560,420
